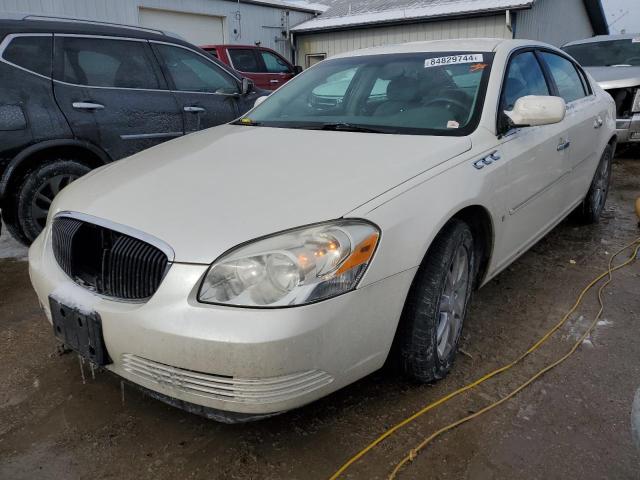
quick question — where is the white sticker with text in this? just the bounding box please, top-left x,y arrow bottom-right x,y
425,54 -> 484,68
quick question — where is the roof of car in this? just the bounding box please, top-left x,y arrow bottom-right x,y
0,18 -> 189,45
564,34 -> 640,47
329,38 -> 549,58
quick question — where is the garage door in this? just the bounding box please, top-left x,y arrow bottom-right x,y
139,8 -> 224,46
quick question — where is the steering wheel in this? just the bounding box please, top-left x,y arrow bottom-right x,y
423,97 -> 469,120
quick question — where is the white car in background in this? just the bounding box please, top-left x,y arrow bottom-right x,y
29,38 -> 616,422
563,34 -> 640,143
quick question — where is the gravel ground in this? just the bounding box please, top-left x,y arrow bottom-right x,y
0,152 -> 639,480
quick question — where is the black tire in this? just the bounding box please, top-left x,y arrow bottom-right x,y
574,144 -> 613,224
16,159 -> 91,244
398,219 -> 476,383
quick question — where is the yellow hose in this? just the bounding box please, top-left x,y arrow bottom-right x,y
329,237 -> 640,480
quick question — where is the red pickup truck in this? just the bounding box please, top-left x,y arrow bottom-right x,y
201,45 -> 302,91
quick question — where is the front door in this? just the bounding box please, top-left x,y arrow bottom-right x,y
227,47 -> 294,90
152,42 -> 240,133
52,35 -> 184,160
493,50 -> 570,269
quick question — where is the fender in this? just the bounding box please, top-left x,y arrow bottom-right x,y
0,139 -> 111,201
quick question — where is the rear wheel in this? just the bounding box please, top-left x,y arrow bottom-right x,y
398,219 -> 475,383
574,144 -> 612,224
16,159 -> 91,244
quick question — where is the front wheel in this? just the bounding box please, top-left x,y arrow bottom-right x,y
17,159 -> 91,244
574,144 -> 613,224
397,219 -> 475,383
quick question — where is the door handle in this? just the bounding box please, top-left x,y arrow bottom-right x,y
72,102 -> 104,110
184,106 -> 205,113
269,80 -> 280,84
594,116 -> 603,129
557,139 -> 571,151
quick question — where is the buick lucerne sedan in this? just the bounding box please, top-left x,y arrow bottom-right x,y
29,39 -> 616,422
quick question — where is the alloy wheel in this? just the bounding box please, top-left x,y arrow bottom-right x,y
436,244 -> 470,360
31,174 -> 79,229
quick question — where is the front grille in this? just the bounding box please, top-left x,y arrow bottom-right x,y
122,354 -> 334,405
52,216 -> 169,301
607,87 -> 636,119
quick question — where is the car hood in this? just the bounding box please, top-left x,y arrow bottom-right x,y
51,125 -> 471,264
586,66 -> 640,90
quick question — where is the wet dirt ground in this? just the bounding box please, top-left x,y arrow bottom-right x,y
1,153 -> 639,480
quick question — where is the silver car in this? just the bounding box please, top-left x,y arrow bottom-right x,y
564,34 -> 640,143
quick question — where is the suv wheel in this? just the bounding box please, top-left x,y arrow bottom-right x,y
17,160 -> 91,244
397,219 -> 475,383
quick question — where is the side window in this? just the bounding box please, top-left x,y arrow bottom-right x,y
55,37 -> 160,89
260,51 -> 292,73
539,52 -> 587,103
155,44 -> 238,94
2,35 -> 52,77
502,51 -> 550,110
228,49 -> 262,72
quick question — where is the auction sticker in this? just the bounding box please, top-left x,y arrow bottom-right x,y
425,54 -> 484,68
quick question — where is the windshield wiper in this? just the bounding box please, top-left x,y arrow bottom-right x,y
319,122 -> 393,134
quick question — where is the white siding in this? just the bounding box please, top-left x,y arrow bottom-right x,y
295,14 -> 512,66
514,0 -> 594,46
0,0 -> 316,60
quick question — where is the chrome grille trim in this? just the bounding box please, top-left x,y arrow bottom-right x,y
51,213 -> 170,301
122,354 -> 334,405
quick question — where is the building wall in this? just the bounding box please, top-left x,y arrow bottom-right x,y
0,0 -> 315,60
295,14 -> 512,67
514,0 -> 594,46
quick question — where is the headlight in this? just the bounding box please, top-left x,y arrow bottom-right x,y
632,88 -> 640,113
198,220 -> 380,307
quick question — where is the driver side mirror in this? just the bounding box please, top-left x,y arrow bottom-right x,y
293,65 -> 303,75
505,95 -> 566,128
241,78 -> 254,95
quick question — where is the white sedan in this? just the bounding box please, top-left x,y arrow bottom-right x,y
29,38 -> 616,422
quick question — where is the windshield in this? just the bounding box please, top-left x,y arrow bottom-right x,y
563,39 -> 640,67
239,52 -> 494,135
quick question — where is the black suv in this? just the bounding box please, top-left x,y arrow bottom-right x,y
0,18 -> 264,245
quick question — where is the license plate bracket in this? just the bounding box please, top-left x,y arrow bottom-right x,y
49,296 -> 112,366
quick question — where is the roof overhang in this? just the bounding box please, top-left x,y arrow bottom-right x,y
291,1 -> 534,33
236,0 -> 328,14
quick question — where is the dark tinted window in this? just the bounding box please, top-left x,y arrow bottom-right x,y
3,35 -> 52,77
155,44 -> 238,93
261,51 -> 291,73
228,49 -> 261,72
502,52 -> 550,110
56,37 -> 160,89
539,52 -> 586,103
563,39 -> 640,67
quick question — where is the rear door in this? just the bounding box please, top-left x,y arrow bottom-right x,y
52,35 -> 183,160
538,51 -> 606,207
151,42 -> 240,133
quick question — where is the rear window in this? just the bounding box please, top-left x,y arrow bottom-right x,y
55,37 -> 161,89
2,35 -> 52,77
228,49 -> 261,72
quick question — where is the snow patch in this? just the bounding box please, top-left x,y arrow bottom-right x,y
0,222 -> 28,260
50,283 -> 99,315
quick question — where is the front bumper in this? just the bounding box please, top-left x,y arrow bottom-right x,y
615,114 -> 640,143
28,231 -> 416,417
